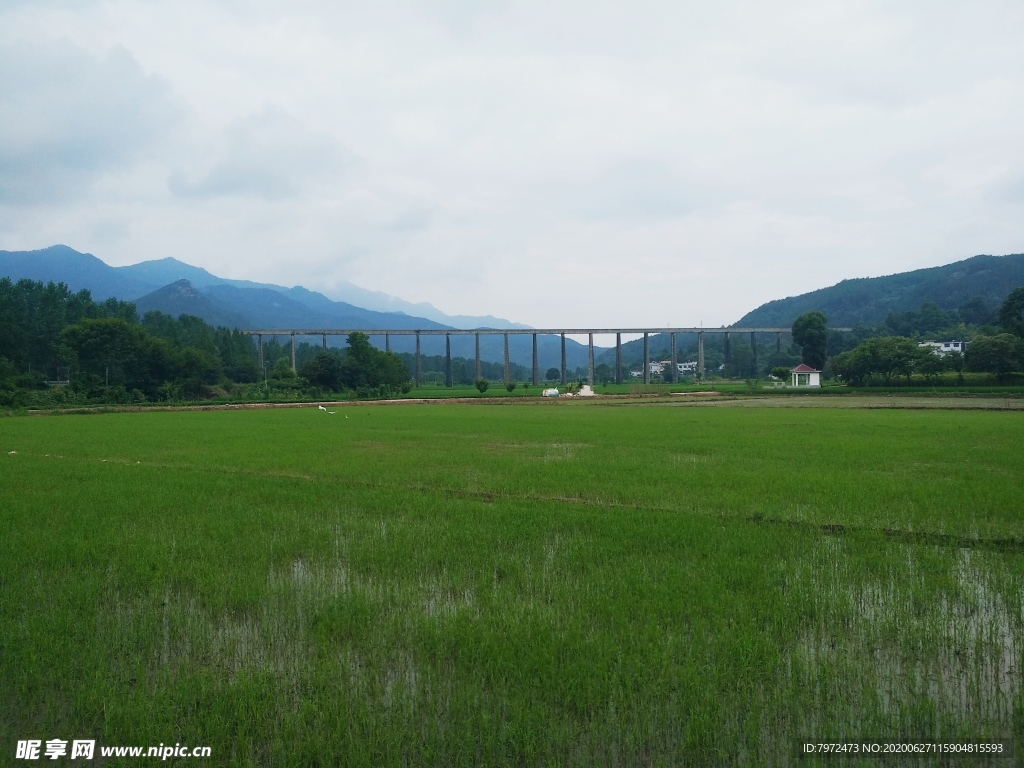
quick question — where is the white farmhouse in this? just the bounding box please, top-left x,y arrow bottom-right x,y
790,364 -> 821,387
918,341 -> 967,357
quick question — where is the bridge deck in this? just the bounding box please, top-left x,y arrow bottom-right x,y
241,327 -> 850,335
244,326 -> 849,387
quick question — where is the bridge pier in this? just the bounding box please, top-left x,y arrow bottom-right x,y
445,334 -> 452,387
503,333 -> 510,384
643,332 -> 650,384
615,333 -> 622,384
560,333 -> 567,385
238,326 -> 824,391
588,333 -> 595,385
532,334 -> 538,386
670,333 -> 677,383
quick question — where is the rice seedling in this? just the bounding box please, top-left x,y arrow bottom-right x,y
1,405 -> 1021,765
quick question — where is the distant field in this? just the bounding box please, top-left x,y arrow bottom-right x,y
2,405 -> 1022,765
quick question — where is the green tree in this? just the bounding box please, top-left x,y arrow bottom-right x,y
545,367 -> 560,381
959,296 -> 994,326
792,312 -> 828,370
829,336 -> 920,385
964,334 -> 1024,383
0,278 -> 131,380
917,302 -> 956,334
997,286 -> 1024,337
770,365 -> 791,382
340,332 -> 411,393
475,378 -> 490,394
873,336 -> 920,383
60,318 -> 172,398
944,350 -> 965,384
915,348 -> 945,382
0,355 -> 15,383
505,381 -> 517,393
829,348 -> 868,386
215,328 -> 259,383
300,351 -> 345,390
271,358 -> 296,379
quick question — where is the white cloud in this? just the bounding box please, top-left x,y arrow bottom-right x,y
168,107 -> 357,200
1,0 -> 1023,326
0,39 -> 178,204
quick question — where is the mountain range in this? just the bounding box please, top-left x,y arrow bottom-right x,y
598,252 -> 1024,366
3,245 -> 1023,370
0,245 -> 592,368
735,253 -> 1024,328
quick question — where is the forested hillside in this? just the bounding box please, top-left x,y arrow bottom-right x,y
0,246 -> 596,369
0,277 -> 261,406
736,254 -> 1024,328
0,277 -> 461,408
0,277 -> 542,408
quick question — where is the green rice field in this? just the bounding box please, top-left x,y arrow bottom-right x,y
2,401 -> 1023,765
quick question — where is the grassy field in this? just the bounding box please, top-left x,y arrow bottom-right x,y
2,403 -> 1022,765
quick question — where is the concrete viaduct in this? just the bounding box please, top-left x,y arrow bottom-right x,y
242,327 -> 849,387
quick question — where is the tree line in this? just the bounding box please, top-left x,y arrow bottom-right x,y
5,276 -> 1023,406
0,278 -> 414,407
791,287 -> 1024,386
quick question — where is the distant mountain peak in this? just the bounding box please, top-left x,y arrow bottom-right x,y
134,279 -> 249,329
165,279 -> 202,298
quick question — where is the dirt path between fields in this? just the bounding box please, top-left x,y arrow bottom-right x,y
24,391 -> 1024,415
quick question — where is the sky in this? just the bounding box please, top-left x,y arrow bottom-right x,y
2,1 -> 1023,328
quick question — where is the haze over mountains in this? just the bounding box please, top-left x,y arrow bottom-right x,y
116,252 -> 532,330
2,245 -> 1022,369
0,245 -> 524,330
0,245 -> 589,368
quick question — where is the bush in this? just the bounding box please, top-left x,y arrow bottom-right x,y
965,334 -> 1024,383
505,381 -> 517,393
475,378 -> 490,394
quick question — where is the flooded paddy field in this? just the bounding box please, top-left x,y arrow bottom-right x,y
2,405 -> 1021,765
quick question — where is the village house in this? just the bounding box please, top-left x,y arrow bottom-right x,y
918,340 -> 967,357
791,364 -> 821,387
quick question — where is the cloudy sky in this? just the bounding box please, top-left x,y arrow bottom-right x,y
2,1 -> 1023,327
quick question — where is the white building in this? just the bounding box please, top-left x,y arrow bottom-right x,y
918,341 -> 967,357
791,364 -> 821,387
676,361 -> 698,375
